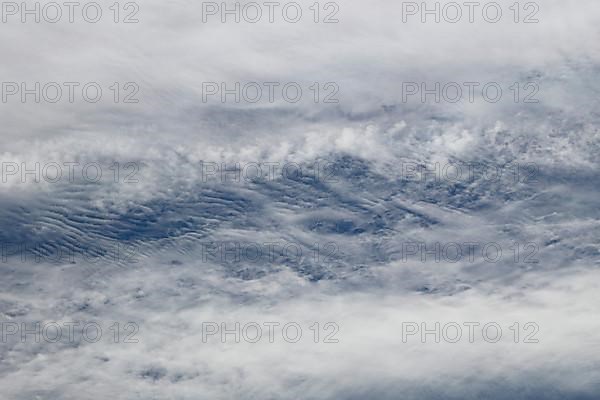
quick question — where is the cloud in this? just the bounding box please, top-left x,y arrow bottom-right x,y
1,0 -> 599,398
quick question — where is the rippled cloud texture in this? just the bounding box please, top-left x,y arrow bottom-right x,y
0,0 -> 599,399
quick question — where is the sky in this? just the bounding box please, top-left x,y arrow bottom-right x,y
0,0 -> 599,398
